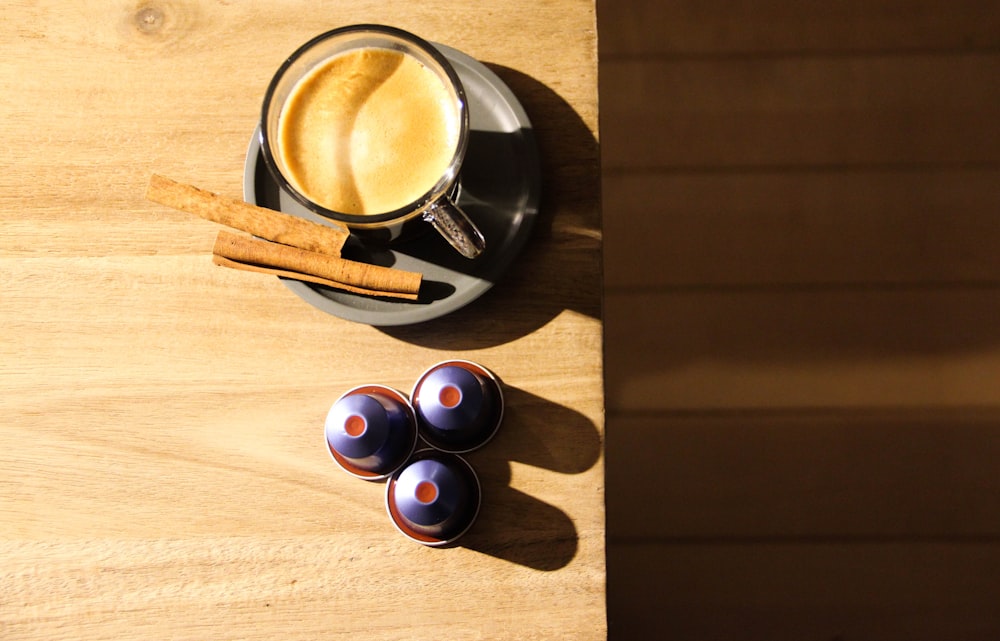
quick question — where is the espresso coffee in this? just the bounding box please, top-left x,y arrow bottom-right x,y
276,47 -> 461,216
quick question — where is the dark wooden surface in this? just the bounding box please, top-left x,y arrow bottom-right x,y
599,1 -> 1000,638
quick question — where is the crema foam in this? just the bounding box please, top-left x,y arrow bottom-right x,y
277,48 -> 461,216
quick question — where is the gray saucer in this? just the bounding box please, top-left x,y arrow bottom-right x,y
243,44 -> 540,326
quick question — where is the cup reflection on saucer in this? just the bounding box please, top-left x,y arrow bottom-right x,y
325,385 -> 418,480
411,360 -> 504,453
385,449 -> 481,546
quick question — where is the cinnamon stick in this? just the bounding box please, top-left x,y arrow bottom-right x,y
213,231 -> 421,300
146,174 -> 349,256
211,255 -> 419,300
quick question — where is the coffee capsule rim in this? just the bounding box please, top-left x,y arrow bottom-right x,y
384,449 -> 481,546
325,384 -> 418,481
411,359 -> 504,454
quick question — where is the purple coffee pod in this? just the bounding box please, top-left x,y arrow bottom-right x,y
385,449 -> 481,546
325,385 -> 418,480
411,360 -> 503,453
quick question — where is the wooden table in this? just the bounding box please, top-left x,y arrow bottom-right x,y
1,3 -> 604,639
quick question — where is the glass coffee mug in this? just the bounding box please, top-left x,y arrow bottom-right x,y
259,24 -> 485,259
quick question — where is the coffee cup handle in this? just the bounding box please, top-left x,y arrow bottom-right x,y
422,198 -> 485,259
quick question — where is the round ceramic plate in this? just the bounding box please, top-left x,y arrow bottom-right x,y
243,43 -> 540,326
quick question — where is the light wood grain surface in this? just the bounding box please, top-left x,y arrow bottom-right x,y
1,2 -> 604,639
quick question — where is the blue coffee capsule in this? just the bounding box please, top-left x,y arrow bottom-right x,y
325,385 -> 418,480
385,449 -> 481,546
411,360 -> 503,453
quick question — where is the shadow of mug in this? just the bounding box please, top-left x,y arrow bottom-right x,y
379,65 -> 601,349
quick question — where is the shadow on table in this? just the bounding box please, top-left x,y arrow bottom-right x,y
380,65 -> 601,349
454,384 -> 602,571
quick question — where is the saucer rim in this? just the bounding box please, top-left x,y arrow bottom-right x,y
243,43 -> 540,326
